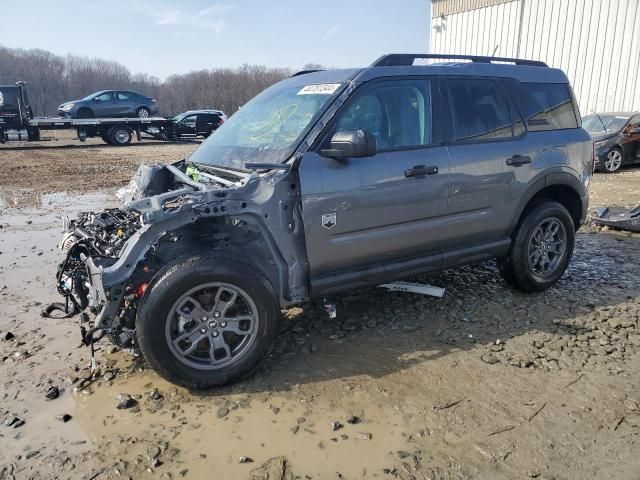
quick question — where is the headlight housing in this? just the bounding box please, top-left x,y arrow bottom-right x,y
60,104 -> 74,111
594,140 -> 607,150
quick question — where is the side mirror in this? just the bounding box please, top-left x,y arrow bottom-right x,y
321,130 -> 376,159
93,97 -> 100,102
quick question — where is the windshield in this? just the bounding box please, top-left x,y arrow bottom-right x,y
188,81 -> 344,168
582,114 -> 630,133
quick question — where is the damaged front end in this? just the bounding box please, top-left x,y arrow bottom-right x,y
46,160 -> 307,353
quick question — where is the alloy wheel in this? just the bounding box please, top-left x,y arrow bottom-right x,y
527,217 -> 567,278
605,149 -> 622,172
165,283 -> 259,370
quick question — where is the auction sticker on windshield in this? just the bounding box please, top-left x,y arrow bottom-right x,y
298,84 -> 341,95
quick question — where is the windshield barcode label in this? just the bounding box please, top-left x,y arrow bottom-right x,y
297,84 -> 341,95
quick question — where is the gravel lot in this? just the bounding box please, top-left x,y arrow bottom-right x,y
1,136 -> 639,479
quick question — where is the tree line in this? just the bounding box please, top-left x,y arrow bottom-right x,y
0,45 -> 297,117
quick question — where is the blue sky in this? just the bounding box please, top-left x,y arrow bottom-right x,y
1,0 -> 431,79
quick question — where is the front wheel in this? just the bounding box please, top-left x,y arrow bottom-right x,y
77,108 -> 94,119
499,201 -> 575,292
136,255 -> 280,389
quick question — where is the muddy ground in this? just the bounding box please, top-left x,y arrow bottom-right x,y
1,135 -> 639,480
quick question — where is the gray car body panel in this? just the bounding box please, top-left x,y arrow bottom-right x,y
63,60 -> 592,330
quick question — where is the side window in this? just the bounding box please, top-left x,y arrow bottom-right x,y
182,115 -> 197,128
332,79 -> 433,151
117,92 -> 132,100
95,92 -> 113,102
520,83 -> 578,131
447,79 -> 514,142
198,114 -> 213,124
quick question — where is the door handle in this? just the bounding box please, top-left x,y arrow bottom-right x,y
506,155 -> 532,166
405,165 -> 438,177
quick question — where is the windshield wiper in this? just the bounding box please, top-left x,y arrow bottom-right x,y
244,162 -> 291,171
591,110 -> 608,133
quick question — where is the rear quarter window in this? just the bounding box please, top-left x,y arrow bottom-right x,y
518,83 -> 579,131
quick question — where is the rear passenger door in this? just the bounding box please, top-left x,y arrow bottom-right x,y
442,77 -> 541,257
299,78 -> 451,280
115,91 -> 135,116
196,114 -> 216,136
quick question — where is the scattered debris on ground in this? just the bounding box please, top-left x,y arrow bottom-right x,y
1,141 -> 640,479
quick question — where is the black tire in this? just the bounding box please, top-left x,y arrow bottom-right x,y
109,125 -> 132,146
101,135 -> 113,145
136,107 -> 150,118
136,255 -> 280,389
499,201 -> 575,292
601,147 -> 623,173
77,108 -> 94,119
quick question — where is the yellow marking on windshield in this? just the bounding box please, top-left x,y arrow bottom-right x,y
249,104 -> 298,141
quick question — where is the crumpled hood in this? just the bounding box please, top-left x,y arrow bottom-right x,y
115,162 -> 258,224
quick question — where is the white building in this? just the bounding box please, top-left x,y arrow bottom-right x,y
429,0 -> 640,114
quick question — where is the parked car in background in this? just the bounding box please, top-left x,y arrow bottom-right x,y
170,110 -> 226,138
582,112 -> 640,173
58,90 -> 158,119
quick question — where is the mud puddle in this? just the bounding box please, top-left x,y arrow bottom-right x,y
75,366 -> 410,479
2,186 -> 640,480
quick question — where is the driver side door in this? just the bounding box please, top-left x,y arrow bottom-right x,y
298,78 -> 451,292
177,115 -> 198,137
92,92 -> 117,117
623,115 -> 640,162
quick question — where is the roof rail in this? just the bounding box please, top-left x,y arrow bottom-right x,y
371,54 -> 548,68
291,69 -> 324,77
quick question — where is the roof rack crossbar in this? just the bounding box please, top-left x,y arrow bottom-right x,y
371,54 -> 547,68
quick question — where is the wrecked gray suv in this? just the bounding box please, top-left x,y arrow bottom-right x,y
51,54 -> 593,389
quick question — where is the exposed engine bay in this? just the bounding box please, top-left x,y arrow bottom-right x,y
45,159 -> 307,357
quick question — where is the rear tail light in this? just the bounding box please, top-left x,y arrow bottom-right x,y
219,118 -> 224,125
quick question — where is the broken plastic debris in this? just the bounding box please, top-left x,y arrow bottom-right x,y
594,205 -> 640,233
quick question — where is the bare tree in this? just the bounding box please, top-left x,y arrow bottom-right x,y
0,45 -> 292,117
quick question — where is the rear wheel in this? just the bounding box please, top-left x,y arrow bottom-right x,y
109,126 -> 132,146
499,201 -> 575,292
136,255 -> 280,389
136,107 -> 150,118
602,148 -> 623,173
77,108 -> 94,119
